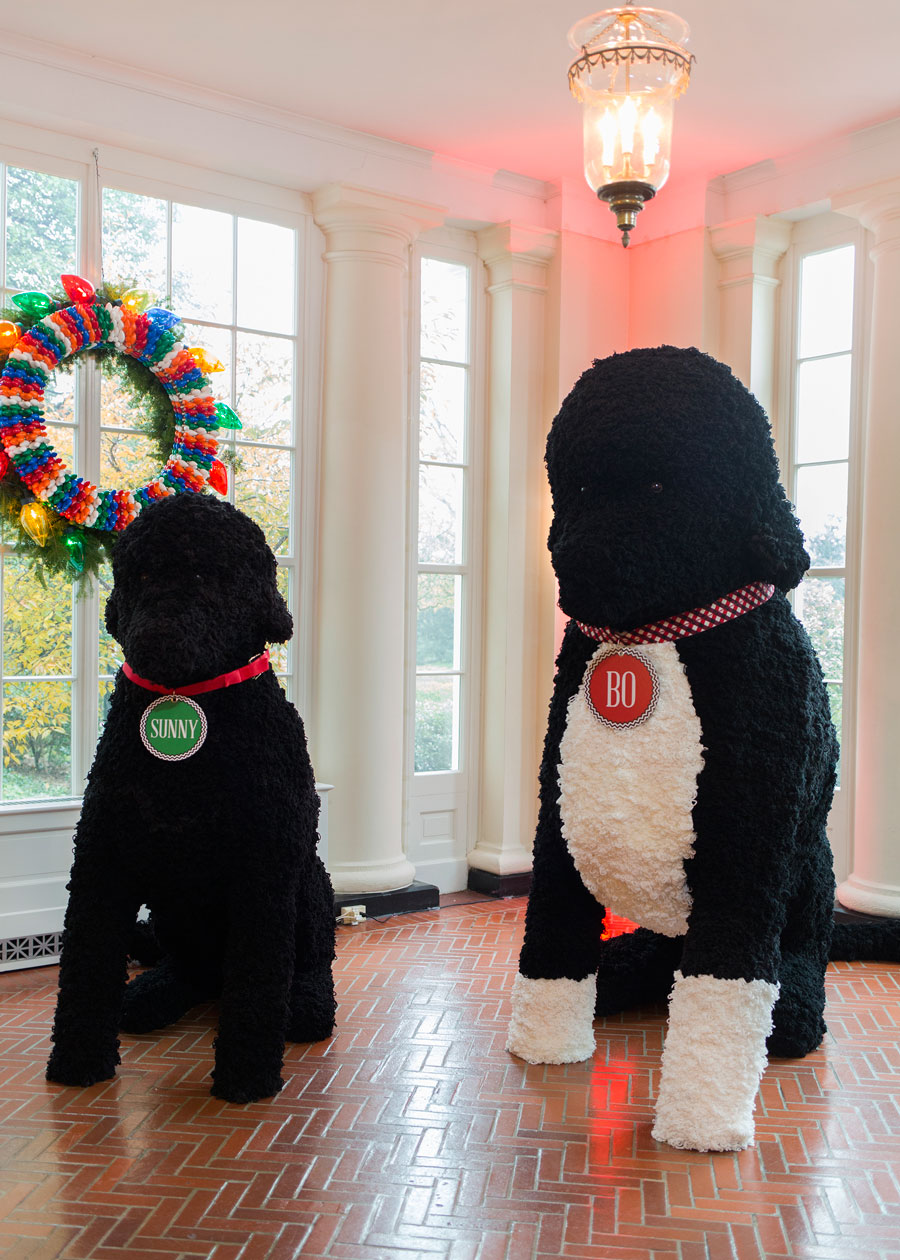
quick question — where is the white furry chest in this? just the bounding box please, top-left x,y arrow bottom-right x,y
558,641 -> 705,937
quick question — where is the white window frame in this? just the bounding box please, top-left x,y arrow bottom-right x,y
777,213 -> 871,883
404,229 -> 485,892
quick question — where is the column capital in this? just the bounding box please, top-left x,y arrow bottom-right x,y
708,215 -> 792,288
833,177 -> 900,251
477,222 -> 558,293
312,183 -> 445,268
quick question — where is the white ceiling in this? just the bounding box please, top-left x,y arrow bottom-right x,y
4,1 -> 900,202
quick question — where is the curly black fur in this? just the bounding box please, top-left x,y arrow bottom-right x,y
546,346 -> 811,629
46,494 -> 336,1103
520,346 -> 898,1064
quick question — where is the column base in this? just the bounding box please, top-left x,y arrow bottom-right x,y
833,901 -> 895,927
837,875 -> 900,919
329,854 -> 416,896
465,844 -> 533,878
334,881 -> 439,920
467,867 -> 532,897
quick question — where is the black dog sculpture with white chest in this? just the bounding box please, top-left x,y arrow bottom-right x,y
507,346 -> 898,1151
47,493 -> 336,1103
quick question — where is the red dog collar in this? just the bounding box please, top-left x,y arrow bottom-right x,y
122,650 -> 270,696
576,582 -> 775,646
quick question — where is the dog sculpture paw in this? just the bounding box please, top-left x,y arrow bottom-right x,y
46,1051 -> 119,1089
506,973 -> 597,1064
286,970 -> 337,1044
210,1069 -> 285,1104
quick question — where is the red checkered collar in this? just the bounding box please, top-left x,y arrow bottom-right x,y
575,581 -> 775,646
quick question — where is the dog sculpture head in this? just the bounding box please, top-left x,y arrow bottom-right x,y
105,493 -> 293,688
546,346 -> 809,630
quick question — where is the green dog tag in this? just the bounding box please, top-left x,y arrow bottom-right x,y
140,695 -> 207,761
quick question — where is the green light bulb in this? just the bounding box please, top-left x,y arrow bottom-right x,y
11,291 -> 53,317
214,402 -> 242,430
64,532 -> 85,573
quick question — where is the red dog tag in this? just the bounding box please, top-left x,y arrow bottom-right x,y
585,650 -> 659,728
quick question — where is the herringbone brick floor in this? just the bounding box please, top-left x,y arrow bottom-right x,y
0,897 -> 899,1260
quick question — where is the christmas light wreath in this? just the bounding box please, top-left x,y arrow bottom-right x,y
0,275 -> 242,583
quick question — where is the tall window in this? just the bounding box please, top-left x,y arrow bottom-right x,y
0,157 -> 301,805
405,242 -> 481,892
1,163 -> 80,801
788,241 -> 858,786
413,256 -> 473,775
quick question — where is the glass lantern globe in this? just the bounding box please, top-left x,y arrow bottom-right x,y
568,6 -> 694,245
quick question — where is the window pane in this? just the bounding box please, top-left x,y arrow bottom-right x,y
3,680 -> 72,801
103,189 -> 167,294
172,203 -> 233,323
418,465 -> 463,565
417,574 -> 461,671
420,362 -> 466,464
796,354 -> 851,465
795,576 -> 844,681
798,246 -> 854,359
3,558 -> 72,676
795,463 -> 848,567
46,424 -> 75,468
420,259 -> 468,362
99,675 -> 116,738
5,167 -> 77,290
236,332 -> 293,445
44,368 -> 76,428
183,322 -> 233,398
100,360 -> 168,433
100,431 -> 160,491
233,444 -> 291,554
237,218 -> 295,334
415,675 -> 459,773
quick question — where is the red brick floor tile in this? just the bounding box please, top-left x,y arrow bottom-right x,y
1,899 -> 899,1258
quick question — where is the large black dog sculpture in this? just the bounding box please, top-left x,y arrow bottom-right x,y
47,494 -> 335,1103
507,346 -> 898,1151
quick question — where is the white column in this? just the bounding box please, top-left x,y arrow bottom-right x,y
311,184 -> 444,895
708,216 -> 791,417
833,181 -> 900,916
467,223 -> 558,879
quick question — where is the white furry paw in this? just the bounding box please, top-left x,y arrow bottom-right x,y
651,971 -> 778,1152
506,972 -> 597,1064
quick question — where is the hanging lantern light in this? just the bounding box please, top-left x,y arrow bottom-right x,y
567,5 -> 694,246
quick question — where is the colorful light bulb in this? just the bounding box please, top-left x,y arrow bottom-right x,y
11,291 -> 53,317
121,289 -> 152,314
208,460 -> 228,494
0,450 -> 9,478
0,321 -> 20,351
145,307 -> 181,331
60,274 -> 96,304
188,347 -> 225,374
64,530 -> 85,573
20,501 -> 52,546
214,402 -> 242,430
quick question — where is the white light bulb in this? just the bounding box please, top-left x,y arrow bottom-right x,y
618,96 -> 638,157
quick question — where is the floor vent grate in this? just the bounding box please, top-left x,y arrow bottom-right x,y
0,932 -> 62,964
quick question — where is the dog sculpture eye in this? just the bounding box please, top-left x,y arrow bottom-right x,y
649,482 -> 663,494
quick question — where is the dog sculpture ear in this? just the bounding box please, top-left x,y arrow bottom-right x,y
264,584 -> 294,644
104,589 -> 119,639
748,496 -> 810,593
